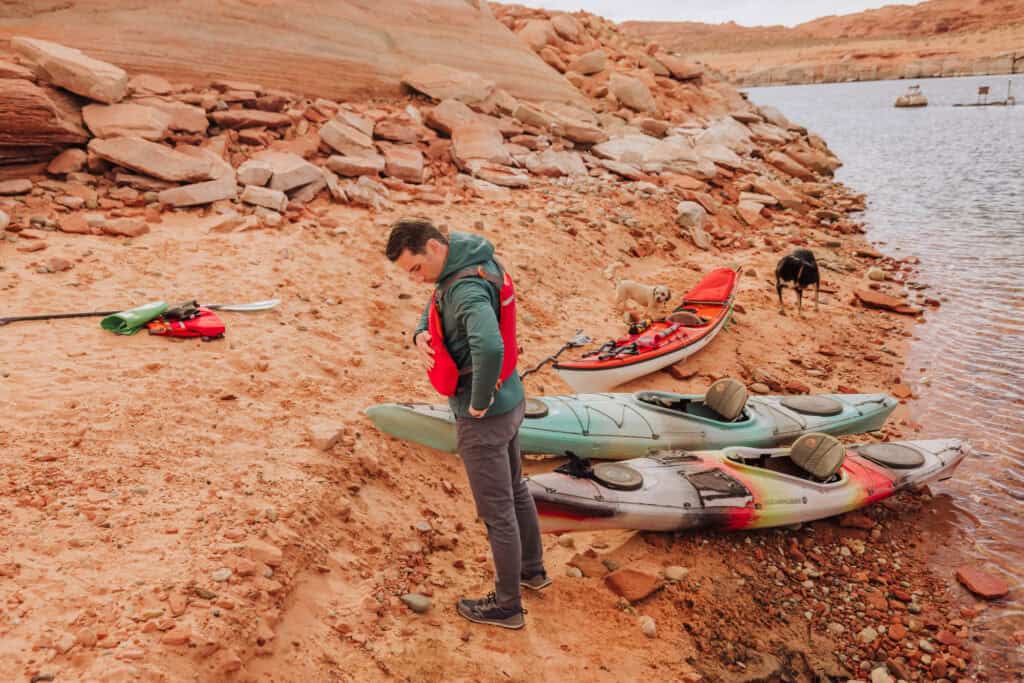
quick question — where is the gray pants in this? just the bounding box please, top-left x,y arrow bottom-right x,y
455,400 -> 544,610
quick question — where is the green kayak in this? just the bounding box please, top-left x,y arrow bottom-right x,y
366,391 -> 897,460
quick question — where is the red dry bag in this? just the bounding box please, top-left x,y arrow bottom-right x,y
426,264 -> 518,397
147,306 -> 225,340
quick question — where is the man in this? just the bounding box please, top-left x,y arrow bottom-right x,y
385,218 -> 548,630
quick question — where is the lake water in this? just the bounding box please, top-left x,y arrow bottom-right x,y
748,75 -> 1023,671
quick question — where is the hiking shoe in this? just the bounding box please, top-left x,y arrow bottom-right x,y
520,571 -> 552,592
456,592 -> 525,629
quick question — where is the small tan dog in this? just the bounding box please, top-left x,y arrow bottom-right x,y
615,279 -> 672,319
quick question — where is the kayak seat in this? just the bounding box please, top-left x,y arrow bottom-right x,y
780,395 -> 844,417
789,433 -> 846,482
636,391 -> 751,423
704,378 -> 748,422
726,447 -> 844,484
666,310 -> 708,326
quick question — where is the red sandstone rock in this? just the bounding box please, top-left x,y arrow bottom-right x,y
955,566 -> 1009,599
0,79 -> 89,168
605,566 -> 663,602
88,137 -> 214,182
12,36 -> 128,103
839,512 -> 876,530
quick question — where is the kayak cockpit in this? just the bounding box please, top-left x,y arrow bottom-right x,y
635,390 -> 752,423
725,444 -> 846,485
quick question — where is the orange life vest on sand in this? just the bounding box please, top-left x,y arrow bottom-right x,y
426,263 -> 518,397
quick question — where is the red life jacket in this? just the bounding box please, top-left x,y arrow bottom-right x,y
147,307 -> 225,340
427,263 -> 518,397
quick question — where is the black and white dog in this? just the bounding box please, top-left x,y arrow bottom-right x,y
775,248 -> 820,316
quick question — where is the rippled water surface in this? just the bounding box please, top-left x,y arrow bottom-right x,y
748,75 -> 1023,669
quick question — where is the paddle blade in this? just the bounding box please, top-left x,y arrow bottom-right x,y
207,299 -> 280,312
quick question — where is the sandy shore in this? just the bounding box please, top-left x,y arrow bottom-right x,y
3,177 -> 994,681
1,3 -> 1010,680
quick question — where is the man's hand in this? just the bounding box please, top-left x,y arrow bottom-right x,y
414,330 -> 435,370
468,395 -> 494,419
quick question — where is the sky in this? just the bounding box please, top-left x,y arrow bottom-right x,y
509,0 -> 920,27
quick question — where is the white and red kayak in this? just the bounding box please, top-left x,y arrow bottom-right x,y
528,439 -> 969,533
554,267 -> 738,393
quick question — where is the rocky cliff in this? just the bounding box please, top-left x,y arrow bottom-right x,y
0,0 -> 583,102
624,0 -> 1024,86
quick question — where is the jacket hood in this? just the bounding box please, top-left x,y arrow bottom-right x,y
437,232 -> 495,282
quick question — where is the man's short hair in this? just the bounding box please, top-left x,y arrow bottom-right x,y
385,219 -> 448,262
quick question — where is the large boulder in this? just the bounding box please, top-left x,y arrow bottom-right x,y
158,174 -> 238,207
768,151 -> 815,180
210,109 -> 292,129
424,99 -> 479,137
83,103 -> 172,140
402,63 -> 495,104
643,135 -> 699,166
241,185 -> 288,212
383,146 -> 424,184
593,134 -> 659,164
751,176 -> 806,211
609,73 -> 657,113
525,149 -> 587,177
517,20 -> 555,52
695,142 -> 744,169
326,154 -> 385,177
656,53 -> 703,81
0,79 -> 89,168
319,113 -> 375,155
551,14 -> 582,43
786,143 -> 841,176
759,105 -> 798,131
11,36 -> 127,103
452,121 -> 511,168
469,162 -> 530,188
675,201 -> 707,230
568,49 -> 607,75
131,97 -> 209,134
88,137 -> 214,182
698,117 -> 754,154
253,151 -> 323,191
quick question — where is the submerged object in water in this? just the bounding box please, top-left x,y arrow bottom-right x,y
894,84 -> 928,108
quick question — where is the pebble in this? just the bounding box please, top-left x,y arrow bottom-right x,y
827,621 -> 845,636
858,626 -> 878,644
664,566 -> 689,581
639,615 -> 656,638
566,566 -> 583,578
212,568 -> 232,582
919,639 -> 935,653
868,666 -> 897,683
557,535 -> 575,548
401,593 -> 431,614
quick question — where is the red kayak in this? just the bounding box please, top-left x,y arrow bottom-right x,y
554,267 -> 739,393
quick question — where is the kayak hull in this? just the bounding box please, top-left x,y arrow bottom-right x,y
528,439 -> 969,533
365,392 -> 897,459
553,305 -> 733,394
553,267 -> 739,393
